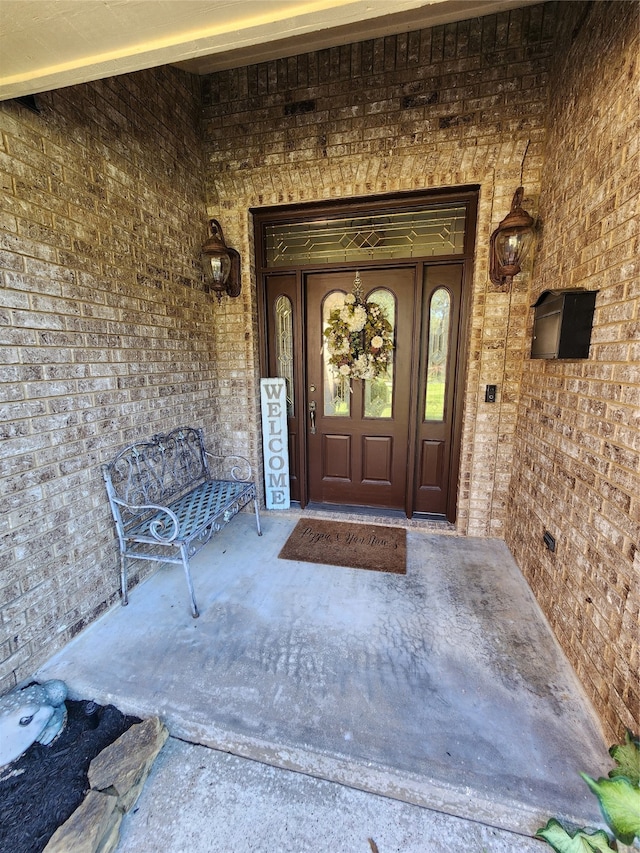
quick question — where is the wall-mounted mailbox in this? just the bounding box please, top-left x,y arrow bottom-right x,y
531,289 -> 598,359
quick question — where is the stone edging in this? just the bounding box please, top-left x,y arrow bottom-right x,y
43,716 -> 168,853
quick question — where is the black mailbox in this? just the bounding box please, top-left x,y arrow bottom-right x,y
531,289 -> 598,359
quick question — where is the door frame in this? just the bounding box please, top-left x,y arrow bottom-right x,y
253,187 -> 478,522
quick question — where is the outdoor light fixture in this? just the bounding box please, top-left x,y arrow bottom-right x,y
201,218 -> 241,300
489,187 -> 535,287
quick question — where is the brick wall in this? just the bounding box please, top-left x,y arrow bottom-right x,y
202,4 -> 558,536
505,1 -> 639,741
0,67 -> 218,692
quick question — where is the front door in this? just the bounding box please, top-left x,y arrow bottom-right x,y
256,188 -> 477,521
306,268 -> 415,511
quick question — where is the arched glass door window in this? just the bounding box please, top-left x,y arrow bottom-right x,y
364,288 -> 395,419
424,287 -> 451,422
322,291 -> 350,417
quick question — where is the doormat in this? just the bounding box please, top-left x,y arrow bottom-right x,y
278,519 -> 406,574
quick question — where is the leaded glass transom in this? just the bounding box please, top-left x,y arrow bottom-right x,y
265,206 -> 466,267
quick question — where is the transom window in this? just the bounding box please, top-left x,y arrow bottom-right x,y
265,206 -> 467,267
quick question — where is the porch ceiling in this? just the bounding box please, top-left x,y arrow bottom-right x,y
0,0 -> 539,101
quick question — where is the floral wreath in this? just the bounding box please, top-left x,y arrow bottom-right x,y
323,275 -> 394,381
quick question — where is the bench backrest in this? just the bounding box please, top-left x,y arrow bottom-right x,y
102,427 -> 210,531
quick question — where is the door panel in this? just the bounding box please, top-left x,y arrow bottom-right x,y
362,435 -> 393,483
323,434 -> 351,480
419,440 -> 444,488
414,265 -> 463,515
306,269 -> 415,510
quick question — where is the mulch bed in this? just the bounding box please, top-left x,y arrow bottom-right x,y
0,695 -> 139,853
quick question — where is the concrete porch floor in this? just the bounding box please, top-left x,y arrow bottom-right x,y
36,510 -> 610,851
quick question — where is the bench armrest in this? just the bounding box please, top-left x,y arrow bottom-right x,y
205,452 -> 253,483
111,497 -> 180,543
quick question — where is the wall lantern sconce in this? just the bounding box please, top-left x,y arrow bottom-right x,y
489,187 -> 535,287
201,218 -> 241,300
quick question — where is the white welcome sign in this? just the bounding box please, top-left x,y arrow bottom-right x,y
260,378 -> 290,509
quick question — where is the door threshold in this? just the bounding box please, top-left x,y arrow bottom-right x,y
302,503 -> 451,525
304,501 -> 407,519
276,502 -> 455,532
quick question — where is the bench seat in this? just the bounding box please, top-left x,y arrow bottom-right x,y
128,480 -> 255,543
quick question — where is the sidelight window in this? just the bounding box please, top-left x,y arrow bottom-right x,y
424,287 -> 450,422
274,295 -> 294,416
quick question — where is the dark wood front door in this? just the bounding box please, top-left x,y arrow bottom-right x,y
256,188 -> 477,521
306,269 -> 415,510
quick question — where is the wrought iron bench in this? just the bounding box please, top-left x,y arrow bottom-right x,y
101,426 -> 262,618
